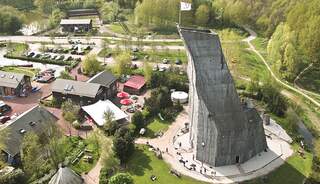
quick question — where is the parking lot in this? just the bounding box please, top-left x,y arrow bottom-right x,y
3,82 -> 52,116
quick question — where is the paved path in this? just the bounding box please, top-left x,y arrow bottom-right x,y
82,158 -> 102,184
243,26 -> 320,108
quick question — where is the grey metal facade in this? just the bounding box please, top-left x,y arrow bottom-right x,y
179,27 -> 267,167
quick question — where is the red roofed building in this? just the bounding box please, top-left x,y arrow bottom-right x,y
123,75 -> 146,95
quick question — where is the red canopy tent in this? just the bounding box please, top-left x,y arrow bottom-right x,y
117,91 -> 129,98
120,99 -> 133,105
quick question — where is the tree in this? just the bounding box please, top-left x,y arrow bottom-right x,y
59,71 -> 74,80
109,173 -> 133,184
100,2 -> 120,23
61,100 -> 80,123
0,169 -> 26,184
131,111 -> 145,132
0,6 -> 23,34
143,61 -> 152,85
195,4 -> 210,26
103,110 -> 118,136
134,0 -> 180,28
34,0 -> 56,14
21,133 -> 45,178
113,52 -> 132,76
41,124 -> 67,169
0,129 -> 8,168
49,8 -> 65,28
113,127 -> 134,164
82,54 -> 102,76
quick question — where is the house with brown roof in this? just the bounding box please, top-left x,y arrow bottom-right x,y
0,71 -> 31,97
52,79 -> 105,105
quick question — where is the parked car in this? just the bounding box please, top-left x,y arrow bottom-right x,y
52,55 -> 58,60
36,75 -> 55,83
27,52 -> 35,57
0,116 -> 10,124
0,101 -> 12,116
84,46 -> 91,50
33,54 -> 41,58
132,48 -> 139,52
64,56 -> 72,61
131,55 -> 138,61
159,66 -> 166,72
175,59 -> 182,65
57,55 -> 65,60
162,58 -> 169,64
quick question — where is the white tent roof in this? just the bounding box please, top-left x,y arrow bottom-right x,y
82,100 -> 128,126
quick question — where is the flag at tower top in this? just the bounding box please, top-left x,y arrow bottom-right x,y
181,2 -> 192,11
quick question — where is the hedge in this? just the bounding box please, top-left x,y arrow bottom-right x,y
4,54 -> 79,67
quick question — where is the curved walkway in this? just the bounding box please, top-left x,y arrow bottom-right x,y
82,158 -> 102,184
243,27 -> 320,108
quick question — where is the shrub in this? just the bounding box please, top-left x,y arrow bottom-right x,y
109,173 -> 133,184
131,111 -> 145,132
0,169 -> 26,184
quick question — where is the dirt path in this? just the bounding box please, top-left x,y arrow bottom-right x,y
243,26 -> 320,108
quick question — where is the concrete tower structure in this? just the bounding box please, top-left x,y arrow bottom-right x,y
179,27 -> 267,167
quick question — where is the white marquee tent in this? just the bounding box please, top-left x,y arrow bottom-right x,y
82,100 -> 128,126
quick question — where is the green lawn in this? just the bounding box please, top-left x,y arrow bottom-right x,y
135,50 -> 187,63
127,145 -> 207,184
251,37 -> 269,58
63,136 -> 100,174
109,23 -> 127,35
144,118 -> 170,138
6,42 -> 28,56
225,43 -> 268,79
1,66 -> 39,77
244,145 -> 312,184
296,66 -> 320,93
98,48 -> 187,64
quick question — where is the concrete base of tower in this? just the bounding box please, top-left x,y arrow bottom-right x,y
136,106 -> 294,184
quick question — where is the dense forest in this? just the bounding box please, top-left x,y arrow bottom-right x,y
213,0 -> 320,82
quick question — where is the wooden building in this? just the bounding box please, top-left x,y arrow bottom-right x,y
1,106 -> 58,165
60,19 -> 92,32
52,79 -> 105,106
86,71 -> 117,99
0,71 -> 32,97
123,75 -> 146,95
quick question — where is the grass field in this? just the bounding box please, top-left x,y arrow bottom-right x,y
127,145 -> 207,184
296,66 -> 320,93
244,144 -> 312,184
223,42 -> 268,79
98,48 -> 187,64
1,66 -> 39,77
135,50 -> 187,63
108,23 -> 128,35
6,42 -> 28,56
144,118 -> 170,138
63,136 -> 100,175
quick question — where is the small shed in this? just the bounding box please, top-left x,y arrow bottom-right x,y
123,75 -> 146,95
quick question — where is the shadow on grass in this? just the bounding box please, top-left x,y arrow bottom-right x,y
127,146 -> 152,176
242,152 -> 311,184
